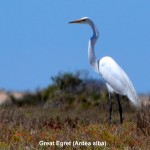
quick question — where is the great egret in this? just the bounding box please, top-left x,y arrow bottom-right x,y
69,17 -> 140,124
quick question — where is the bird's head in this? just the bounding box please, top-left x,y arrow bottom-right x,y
69,17 -> 91,25
69,17 -> 99,39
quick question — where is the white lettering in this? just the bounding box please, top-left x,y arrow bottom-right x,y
39,141 -> 55,146
56,141 -> 71,147
93,141 -> 106,146
73,141 -> 91,146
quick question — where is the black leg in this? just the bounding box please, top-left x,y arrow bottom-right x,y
116,95 -> 123,124
109,93 -> 112,123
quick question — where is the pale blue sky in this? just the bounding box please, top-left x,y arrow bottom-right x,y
0,0 -> 150,94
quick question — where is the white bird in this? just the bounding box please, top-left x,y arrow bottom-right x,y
69,17 -> 140,124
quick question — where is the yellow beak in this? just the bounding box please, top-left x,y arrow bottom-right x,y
69,19 -> 83,24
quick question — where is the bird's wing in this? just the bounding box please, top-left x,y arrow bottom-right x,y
99,56 -> 140,107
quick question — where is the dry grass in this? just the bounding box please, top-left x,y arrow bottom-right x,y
0,103 -> 149,150
0,72 -> 149,149
137,104 -> 150,137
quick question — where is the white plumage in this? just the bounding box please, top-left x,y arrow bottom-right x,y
99,56 -> 139,107
69,17 -> 140,123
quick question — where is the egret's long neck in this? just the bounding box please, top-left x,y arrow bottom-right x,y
88,21 -> 99,73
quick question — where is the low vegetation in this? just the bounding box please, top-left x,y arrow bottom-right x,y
0,71 -> 150,149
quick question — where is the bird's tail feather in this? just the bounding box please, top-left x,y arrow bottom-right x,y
127,87 -> 141,107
